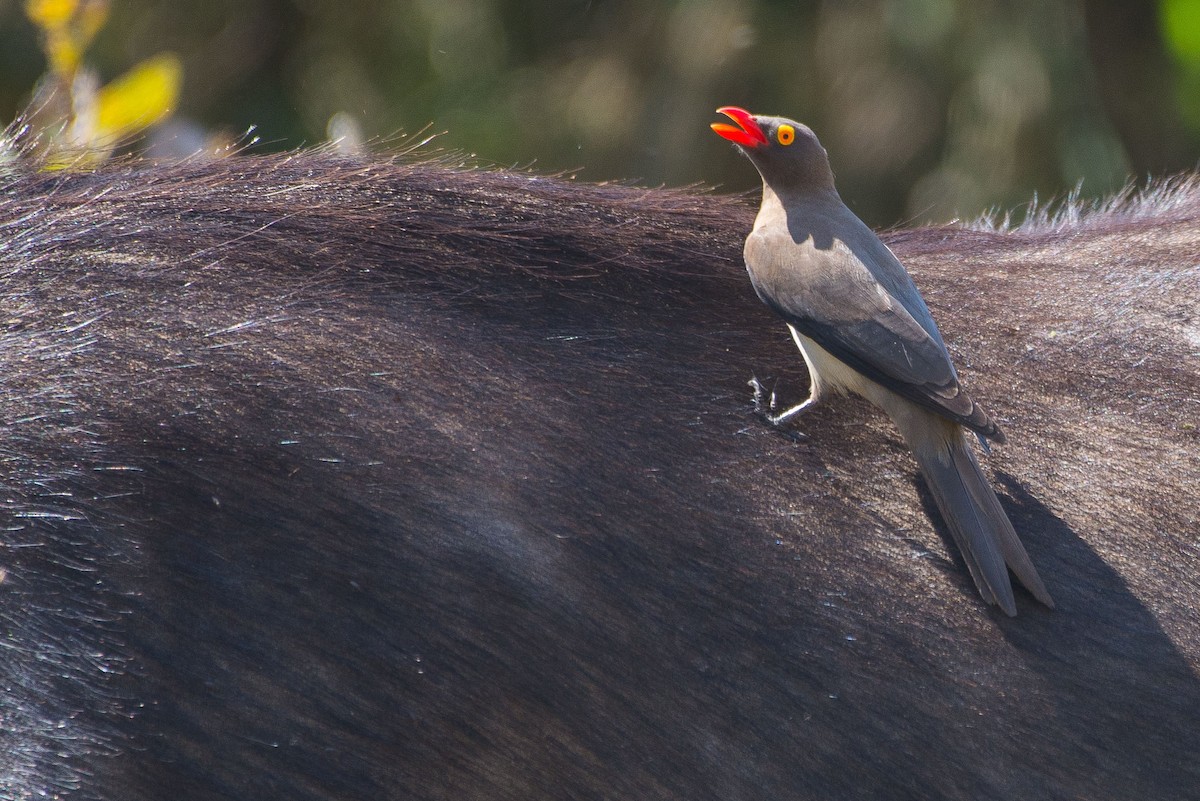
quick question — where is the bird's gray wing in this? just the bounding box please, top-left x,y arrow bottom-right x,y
745,228 -> 1002,440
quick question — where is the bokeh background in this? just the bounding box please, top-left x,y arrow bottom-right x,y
2,0 -> 1198,226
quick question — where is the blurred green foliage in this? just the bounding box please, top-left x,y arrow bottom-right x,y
1,0 -> 1195,225
1164,0 -> 1200,128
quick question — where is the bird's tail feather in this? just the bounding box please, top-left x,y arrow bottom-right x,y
897,414 -> 1054,615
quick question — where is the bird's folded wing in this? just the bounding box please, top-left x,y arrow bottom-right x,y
745,230 -> 1002,439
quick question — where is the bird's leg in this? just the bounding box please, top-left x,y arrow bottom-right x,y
766,393 -> 818,426
749,376 -> 821,427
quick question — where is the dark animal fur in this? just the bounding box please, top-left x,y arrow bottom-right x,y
0,153 -> 1197,799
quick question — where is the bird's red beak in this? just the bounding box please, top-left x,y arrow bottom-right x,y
711,106 -> 768,148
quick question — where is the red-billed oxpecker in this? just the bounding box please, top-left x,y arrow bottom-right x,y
711,106 -> 1053,616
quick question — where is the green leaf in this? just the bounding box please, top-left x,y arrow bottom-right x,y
1162,0 -> 1200,62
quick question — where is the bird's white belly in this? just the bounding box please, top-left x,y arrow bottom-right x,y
788,325 -> 884,406
788,324 -> 943,441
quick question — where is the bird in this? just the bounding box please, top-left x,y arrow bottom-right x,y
711,106 -> 1053,616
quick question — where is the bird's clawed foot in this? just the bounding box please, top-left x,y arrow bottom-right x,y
749,376 -> 815,436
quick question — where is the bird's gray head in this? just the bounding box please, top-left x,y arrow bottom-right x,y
711,107 -> 835,196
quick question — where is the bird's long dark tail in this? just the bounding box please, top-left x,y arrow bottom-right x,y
894,410 -> 1054,616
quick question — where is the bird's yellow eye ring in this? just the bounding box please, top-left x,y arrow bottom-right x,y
777,125 -> 795,146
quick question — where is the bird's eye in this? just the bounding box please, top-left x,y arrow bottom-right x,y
776,125 -> 795,146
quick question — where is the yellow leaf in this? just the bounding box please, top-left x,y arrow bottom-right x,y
25,0 -> 78,32
46,33 -> 82,75
95,53 -> 183,142
43,150 -> 106,171
26,0 -> 109,77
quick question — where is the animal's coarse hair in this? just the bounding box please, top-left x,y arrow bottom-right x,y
0,152 -> 1197,800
